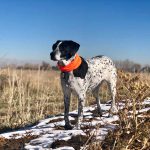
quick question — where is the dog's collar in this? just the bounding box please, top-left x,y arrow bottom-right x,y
57,54 -> 82,72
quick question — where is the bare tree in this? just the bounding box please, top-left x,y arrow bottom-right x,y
114,59 -> 141,72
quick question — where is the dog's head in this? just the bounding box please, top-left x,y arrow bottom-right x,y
50,40 -> 80,61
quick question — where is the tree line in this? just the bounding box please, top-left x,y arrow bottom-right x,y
114,59 -> 150,73
0,60 -> 150,73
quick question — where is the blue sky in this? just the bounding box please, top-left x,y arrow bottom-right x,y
0,0 -> 150,65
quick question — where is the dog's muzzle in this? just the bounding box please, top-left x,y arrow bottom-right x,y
50,52 -> 57,61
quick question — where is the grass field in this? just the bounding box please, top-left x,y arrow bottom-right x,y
0,68 -> 150,149
0,68 -> 114,131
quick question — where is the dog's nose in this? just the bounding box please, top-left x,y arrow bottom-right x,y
50,52 -> 56,61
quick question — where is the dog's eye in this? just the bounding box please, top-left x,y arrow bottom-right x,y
60,44 -> 69,52
59,44 -> 65,51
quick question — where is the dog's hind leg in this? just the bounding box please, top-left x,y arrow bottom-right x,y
108,74 -> 118,114
93,84 -> 103,117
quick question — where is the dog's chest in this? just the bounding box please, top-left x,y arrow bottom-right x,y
61,67 -> 102,93
61,72 -> 87,94
68,73 -> 87,91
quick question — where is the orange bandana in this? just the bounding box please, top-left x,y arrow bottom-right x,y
57,54 -> 82,72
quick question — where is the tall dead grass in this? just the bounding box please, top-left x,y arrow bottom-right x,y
0,68 -> 149,135
0,68 -> 111,131
0,68 -> 63,131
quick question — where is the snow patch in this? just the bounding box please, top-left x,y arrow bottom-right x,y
0,98 -> 149,150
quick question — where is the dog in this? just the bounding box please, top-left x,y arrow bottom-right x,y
50,40 -> 118,129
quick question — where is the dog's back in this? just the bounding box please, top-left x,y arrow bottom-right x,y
85,55 -> 117,91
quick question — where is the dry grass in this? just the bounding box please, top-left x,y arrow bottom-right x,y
0,68 -> 114,131
0,68 -> 150,149
0,68 -> 63,131
0,69 -> 83,130
86,70 -> 150,150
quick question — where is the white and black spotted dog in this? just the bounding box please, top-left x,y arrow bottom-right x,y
50,40 -> 118,130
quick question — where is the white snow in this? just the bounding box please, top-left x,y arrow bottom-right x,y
54,147 -> 75,150
0,98 -> 149,150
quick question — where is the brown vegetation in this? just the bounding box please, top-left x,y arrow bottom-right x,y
87,70 -> 150,150
0,67 -> 149,149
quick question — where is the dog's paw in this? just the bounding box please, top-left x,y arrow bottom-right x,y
109,105 -> 118,114
98,110 -> 103,117
64,124 -> 73,130
73,123 -> 81,130
73,126 -> 81,130
93,111 -> 103,117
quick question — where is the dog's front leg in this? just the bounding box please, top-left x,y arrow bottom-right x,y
61,75 -> 72,130
63,90 -> 72,130
76,94 -> 85,129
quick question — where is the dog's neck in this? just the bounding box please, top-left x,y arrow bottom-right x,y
58,55 -> 88,79
57,54 -> 82,72
58,54 -> 76,66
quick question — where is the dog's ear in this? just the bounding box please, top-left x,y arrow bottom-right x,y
52,40 -> 61,51
68,40 -> 80,56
